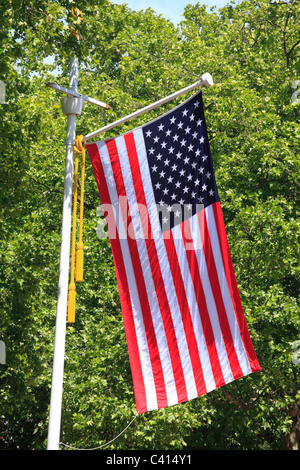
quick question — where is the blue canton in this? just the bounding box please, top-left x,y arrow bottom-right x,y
142,91 -> 219,231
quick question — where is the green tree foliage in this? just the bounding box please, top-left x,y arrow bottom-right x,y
0,0 -> 299,450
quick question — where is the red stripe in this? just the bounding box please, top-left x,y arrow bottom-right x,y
163,230 -> 207,396
124,132 -> 189,404
105,138 -> 169,409
87,142 -> 148,413
181,217 -> 225,388
212,203 -> 261,373
199,209 -> 244,380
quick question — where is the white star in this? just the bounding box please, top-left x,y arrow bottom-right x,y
202,154 -> 208,161
176,151 -> 182,159
173,134 -> 179,142
199,136 -> 205,144
209,189 -> 214,196
170,116 -> 176,124
146,130 -> 152,137
177,121 -> 184,129
183,156 -> 189,165
184,126 -> 191,134
202,183 -> 207,191
188,144 -> 194,152
162,216 -> 168,224
206,171 -> 211,178
164,158 -> 170,166
198,196 -> 204,203
189,113 -> 195,121
166,129 -> 171,137
180,138 -> 186,146
167,175 -> 173,183
171,193 -> 176,200
159,170 -> 165,178
197,119 -> 202,126
183,186 -> 189,193
175,210 -> 181,218
155,182 -> 161,189
152,164 -> 158,172
163,187 -> 169,195
192,132 -> 198,139
168,146 -> 174,154
187,174 -> 193,181
179,198 -> 185,205
182,109 -> 188,116
194,100 -> 200,108
191,162 -> 197,169
194,178 -> 200,186
149,147 -> 155,155
171,163 -> 177,171
191,191 -> 196,198
158,123 -> 164,131
175,181 -> 181,188
179,169 -> 185,177
157,153 -> 162,160
158,199 -> 164,206
153,136 -> 159,143
161,141 -> 167,148
199,167 -> 204,174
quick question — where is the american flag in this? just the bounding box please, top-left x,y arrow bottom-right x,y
86,91 -> 261,414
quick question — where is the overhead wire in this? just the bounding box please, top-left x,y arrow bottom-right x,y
59,414 -> 139,450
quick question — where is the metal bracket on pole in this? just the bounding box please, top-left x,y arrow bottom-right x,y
45,81 -> 109,110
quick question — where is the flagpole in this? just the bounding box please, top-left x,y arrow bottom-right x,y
83,73 -> 213,142
47,56 -> 83,450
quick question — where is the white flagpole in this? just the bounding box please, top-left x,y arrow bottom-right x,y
47,57 -> 83,450
83,73 -> 213,142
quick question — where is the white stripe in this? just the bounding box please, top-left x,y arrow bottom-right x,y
205,205 -> 252,376
172,219 -> 217,393
96,141 -> 158,411
188,213 -> 234,384
114,135 -> 178,406
133,128 -> 199,401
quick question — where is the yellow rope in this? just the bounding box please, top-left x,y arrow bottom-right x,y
76,135 -> 85,283
67,135 -> 85,324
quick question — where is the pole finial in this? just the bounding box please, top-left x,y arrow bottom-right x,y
71,6 -> 83,40
201,73 -> 213,87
